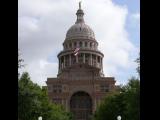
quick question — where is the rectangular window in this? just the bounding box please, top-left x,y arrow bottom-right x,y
100,84 -> 109,92
52,85 -> 62,93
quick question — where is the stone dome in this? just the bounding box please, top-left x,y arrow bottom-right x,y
66,23 -> 95,40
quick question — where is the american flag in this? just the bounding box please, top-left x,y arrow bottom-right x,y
74,47 -> 80,56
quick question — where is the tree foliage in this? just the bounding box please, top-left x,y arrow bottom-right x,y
94,78 -> 140,120
18,72 -> 72,120
122,77 -> 140,120
135,53 -> 140,77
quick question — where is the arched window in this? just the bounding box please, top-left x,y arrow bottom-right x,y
70,92 -> 92,120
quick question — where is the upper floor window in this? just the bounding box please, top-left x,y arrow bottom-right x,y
52,85 -> 62,93
48,86 -> 52,92
100,84 -> 109,92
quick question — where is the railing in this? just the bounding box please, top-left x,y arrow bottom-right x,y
60,61 -> 101,70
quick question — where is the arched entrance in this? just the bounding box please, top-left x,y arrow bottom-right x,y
70,91 -> 92,120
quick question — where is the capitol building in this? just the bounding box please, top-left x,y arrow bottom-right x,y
46,3 -> 116,120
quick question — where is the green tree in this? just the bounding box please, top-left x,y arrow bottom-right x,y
123,78 -> 140,120
135,53 -> 140,77
94,91 -> 127,120
18,72 -> 72,120
93,55 -> 140,120
18,72 -> 42,120
18,51 -> 72,120
94,78 -> 140,120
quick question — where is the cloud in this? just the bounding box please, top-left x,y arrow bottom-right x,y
131,13 -> 140,20
18,0 -> 139,86
129,13 -> 140,28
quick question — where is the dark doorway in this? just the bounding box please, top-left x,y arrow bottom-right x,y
70,91 -> 92,120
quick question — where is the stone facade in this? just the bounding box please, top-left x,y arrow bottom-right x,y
46,3 -> 116,120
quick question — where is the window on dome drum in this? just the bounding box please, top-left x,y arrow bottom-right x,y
92,43 -> 94,49
79,42 -> 82,47
65,44 -> 68,49
69,43 -> 72,48
65,55 -> 69,67
98,56 -> 100,63
74,42 -> 77,48
90,42 -> 92,48
85,42 -> 87,47
61,57 -> 64,63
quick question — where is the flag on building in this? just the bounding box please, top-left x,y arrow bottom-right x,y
74,47 -> 80,56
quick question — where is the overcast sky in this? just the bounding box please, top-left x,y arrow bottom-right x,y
18,0 -> 140,86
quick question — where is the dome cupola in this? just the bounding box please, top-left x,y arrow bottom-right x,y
65,2 -> 95,41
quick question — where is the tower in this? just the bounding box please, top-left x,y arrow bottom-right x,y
46,2 -> 116,120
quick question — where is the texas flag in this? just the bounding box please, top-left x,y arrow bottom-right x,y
74,47 -> 80,56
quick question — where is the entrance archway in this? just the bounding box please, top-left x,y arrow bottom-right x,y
70,91 -> 92,120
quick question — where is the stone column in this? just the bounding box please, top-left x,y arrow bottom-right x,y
59,57 -> 61,71
102,57 -> 103,72
83,41 -> 85,48
96,55 -> 97,67
90,54 -> 92,65
69,54 -> 71,66
100,57 -> 102,73
64,55 -> 65,68
76,55 -> 78,63
58,58 -> 61,71
72,42 -> 74,49
60,57 -> 62,69
100,57 -> 102,68
83,53 -> 85,63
